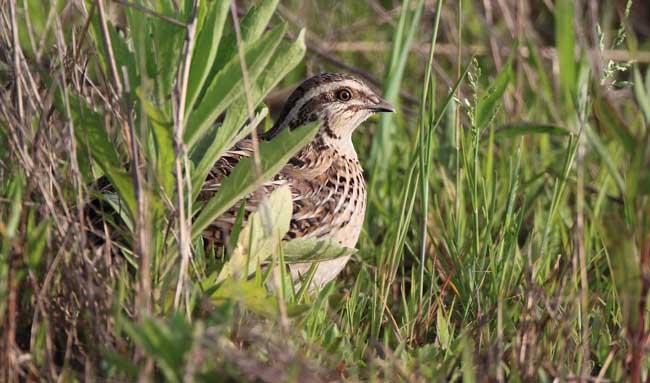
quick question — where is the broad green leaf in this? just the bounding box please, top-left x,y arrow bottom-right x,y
436,308 -> 451,350
185,0 -> 231,114
65,95 -> 137,218
120,315 -> 192,383
103,352 -> 139,381
211,0 -> 280,73
191,30 -> 307,198
138,89 -> 170,125
151,0 -> 186,98
475,57 -> 513,130
151,119 -> 175,198
282,238 -> 356,264
125,4 -> 147,75
87,5 -> 137,93
185,23 -> 286,147
556,0 -> 576,100
216,185 -> 292,283
137,89 -> 175,197
495,123 -> 570,138
237,0 -> 280,46
212,279 -> 278,318
87,7 -> 109,77
191,120 -> 320,239
108,23 -> 138,94
191,107 -> 268,200
20,0 -> 48,55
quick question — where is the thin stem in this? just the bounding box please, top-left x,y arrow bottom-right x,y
173,0 -> 200,311
418,0 -> 444,303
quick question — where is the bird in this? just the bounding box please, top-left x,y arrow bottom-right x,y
200,72 -> 394,288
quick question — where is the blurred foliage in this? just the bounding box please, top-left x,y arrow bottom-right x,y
2,0 -> 650,381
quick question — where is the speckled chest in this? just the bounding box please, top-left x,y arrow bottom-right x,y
286,153 -> 367,248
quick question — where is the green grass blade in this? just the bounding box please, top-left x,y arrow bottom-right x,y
494,123 -> 570,138
369,0 -> 425,172
556,0 -> 576,101
475,56 -> 513,130
633,66 -> 650,123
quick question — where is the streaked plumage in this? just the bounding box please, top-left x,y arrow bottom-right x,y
202,73 -> 394,287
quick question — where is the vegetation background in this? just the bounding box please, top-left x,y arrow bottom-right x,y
1,0 -> 650,381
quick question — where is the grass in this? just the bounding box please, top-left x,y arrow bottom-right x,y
1,0 -> 650,381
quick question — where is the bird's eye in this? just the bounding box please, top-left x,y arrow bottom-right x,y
337,89 -> 352,101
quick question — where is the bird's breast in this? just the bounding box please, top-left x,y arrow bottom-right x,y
286,153 -> 366,248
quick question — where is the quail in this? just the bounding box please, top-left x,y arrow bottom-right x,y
202,73 -> 394,288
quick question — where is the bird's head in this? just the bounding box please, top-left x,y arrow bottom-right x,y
264,73 -> 394,149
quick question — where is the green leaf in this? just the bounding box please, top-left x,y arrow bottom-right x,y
585,124 -> 625,196
369,0 -> 425,170
593,95 -> 636,153
216,185 -> 292,283
108,23 -> 138,93
26,212 -> 49,269
151,0 -> 186,98
191,107 -> 268,200
103,352 -> 139,381
120,315 -> 192,383
125,3 -> 148,76
191,121 -> 319,239
184,22 -> 286,147
475,57 -> 513,130
137,89 -> 175,197
556,0 -> 576,100
495,122 -> 570,138
3,174 -> 24,239
185,0 -> 231,114
633,66 -> 650,123
602,215 -> 640,332
151,119 -> 175,198
65,95 -> 137,218
436,308 -> 451,350
211,0 -> 280,73
282,238 -> 356,264
191,28 -> 306,198
212,279 -> 278,318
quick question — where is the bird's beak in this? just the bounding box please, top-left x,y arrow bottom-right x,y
369,98 -> 395,113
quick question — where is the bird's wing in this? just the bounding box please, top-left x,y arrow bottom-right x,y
199,139 -> 293,244
198,138 -> 335,246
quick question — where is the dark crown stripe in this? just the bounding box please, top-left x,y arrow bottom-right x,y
262,73 -> 363,140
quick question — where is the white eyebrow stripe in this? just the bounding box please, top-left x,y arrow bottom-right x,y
277,80 -> 369,130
